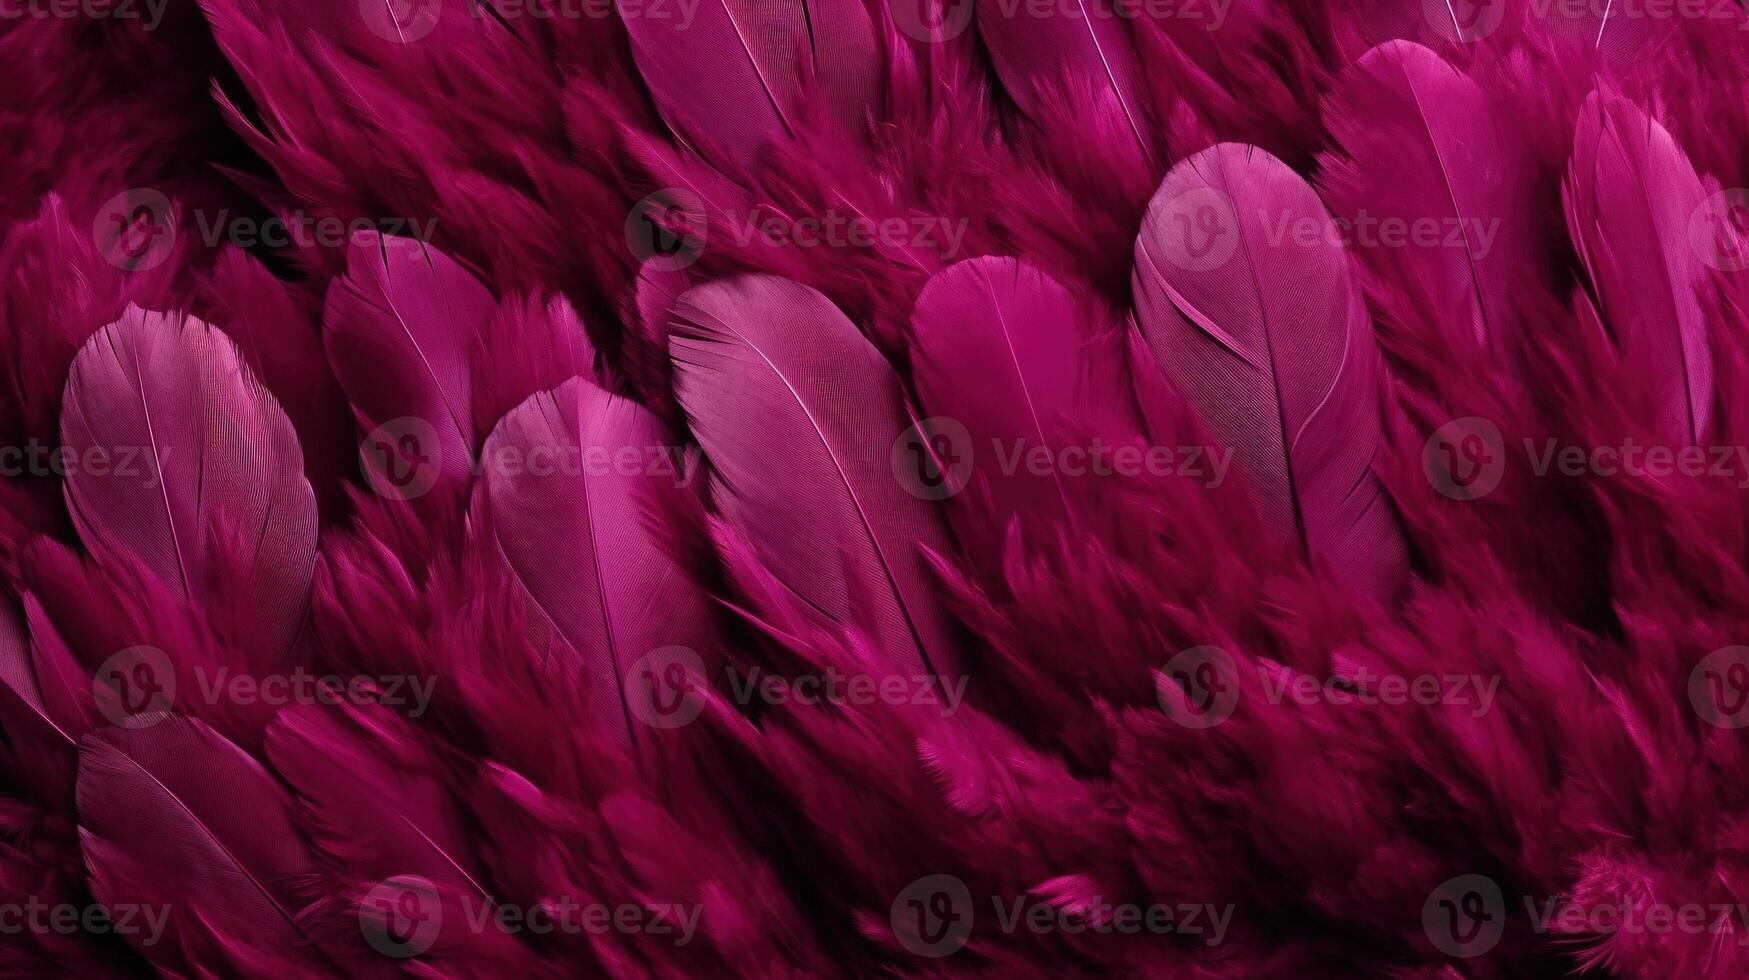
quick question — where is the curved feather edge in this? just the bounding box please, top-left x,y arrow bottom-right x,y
1132,142 -> 1408,603
909,256 -> 1135,567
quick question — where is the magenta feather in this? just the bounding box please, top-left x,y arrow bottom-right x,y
621,0 -> 878,169
908,256 -> 1132,565
976,0 -> 1151,159
477,377 -> 717,747
1563,92 -> 1714,445
1321,40 -> 1535,349
265,705 -> 485,896
324,232 -> 493,482
59,306 -> 317,661
1132,143 -> 1408,603
0,594 -> 88,760
0,598 -> 79,806
76,714 -> 327,974
670,274 -> 962,677
262,702 -> 540,971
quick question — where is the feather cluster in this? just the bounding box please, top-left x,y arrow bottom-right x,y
5,1 -> 1749,977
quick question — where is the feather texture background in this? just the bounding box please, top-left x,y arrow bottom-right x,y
3,1 -> 1749,977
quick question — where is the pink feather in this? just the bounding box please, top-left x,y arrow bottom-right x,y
908,256 -> 1132,565
621,0 -> 879,169
262,702 -> 543,969
976,0 -> 1152,159
59,306 -> 317,661
0,597 -> 80,806
1321,40 -> 1536,349
476,377 -> 717,747
0,593 -> 90,766
265,704 -> 486,896
670,274 -> 962,678
1562,91 -> 1714,445
76,714 -> 329,974
324,232 -> 494,483
1132,143 -> 1408,603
